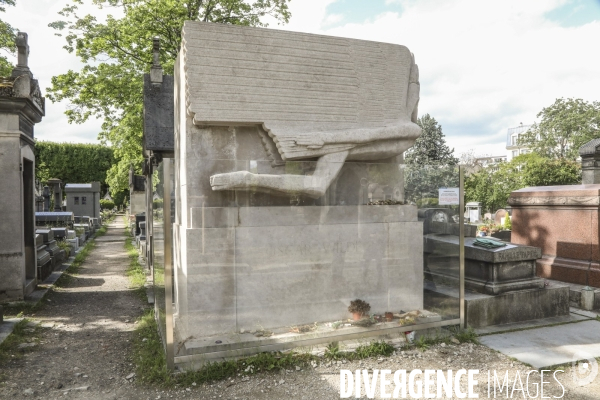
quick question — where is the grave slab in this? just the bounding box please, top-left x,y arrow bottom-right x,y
479,319 -> 600,368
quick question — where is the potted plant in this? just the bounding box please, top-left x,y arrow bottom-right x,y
348,299 -> 371,321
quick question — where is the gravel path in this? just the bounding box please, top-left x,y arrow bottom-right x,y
1,216 -> 599,399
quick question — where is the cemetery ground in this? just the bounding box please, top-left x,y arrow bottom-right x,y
0,219 -> 597,399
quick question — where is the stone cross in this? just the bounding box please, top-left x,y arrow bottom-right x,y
11,32 -> 32,79
16,32 -> 28,68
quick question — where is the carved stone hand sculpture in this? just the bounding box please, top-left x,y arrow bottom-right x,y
181,22 -> 421,198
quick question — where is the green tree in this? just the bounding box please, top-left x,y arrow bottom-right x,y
404,114 -> 459,202
34,141 -> 115,194
0,0 -> 17,76
47,0 -> 291,195
518,98 -> 600,160
465,153 -> 581,213
405,114 -> 459,166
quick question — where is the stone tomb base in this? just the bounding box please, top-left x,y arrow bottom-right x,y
509,184 -> 600,287
175,205 -> 424,342
425,281 -> 570,328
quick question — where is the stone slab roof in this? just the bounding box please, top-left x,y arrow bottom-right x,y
579,138 -> 600,156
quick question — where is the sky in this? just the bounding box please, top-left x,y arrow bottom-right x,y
4,0 -> 600,158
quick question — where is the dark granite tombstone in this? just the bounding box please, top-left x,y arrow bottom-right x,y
50,227 -> 68,240
35,233 -> 52,281
135,213 -> 145,236
139,221 -> 146,241
35,211 -> 74,227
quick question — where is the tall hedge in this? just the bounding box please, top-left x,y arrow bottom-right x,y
35,141 -> 115,195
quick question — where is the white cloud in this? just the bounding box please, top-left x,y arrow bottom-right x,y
4,0 -> 117,143
282,0 -> 600,157
5,0 -> 599,159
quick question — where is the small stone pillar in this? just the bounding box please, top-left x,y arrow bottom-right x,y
43,185 -> 51,211
47,178 -> 62,211
0,32 -> 45,301
580,139 -> 600,184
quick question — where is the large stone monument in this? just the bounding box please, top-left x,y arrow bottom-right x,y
0,33 -> 45,301
173,23 -> 424,349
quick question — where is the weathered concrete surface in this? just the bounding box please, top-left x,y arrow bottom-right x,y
480,319 -> 600,369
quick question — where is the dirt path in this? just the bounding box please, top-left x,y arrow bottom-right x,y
0,216 -> 156,400
1,216 -> 599,399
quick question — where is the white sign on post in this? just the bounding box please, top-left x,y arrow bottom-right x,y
438,188 -> 460,205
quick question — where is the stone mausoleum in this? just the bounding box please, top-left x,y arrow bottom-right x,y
0,33 -> 45,301
163,22 -> 449,367
65,182 -> 101,219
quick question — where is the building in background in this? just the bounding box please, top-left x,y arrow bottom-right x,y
506,123 -> 532,161
473,155 -> 507,172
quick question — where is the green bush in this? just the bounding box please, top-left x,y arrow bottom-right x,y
503,214 -> 512,230
416,198 -> 439,208
100,199 -> 115,210
153,198 -> 163,209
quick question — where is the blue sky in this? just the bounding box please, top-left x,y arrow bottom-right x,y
5,0 -> 600,158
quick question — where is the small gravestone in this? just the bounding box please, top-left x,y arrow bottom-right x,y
139,221 -> 146,241
73,223 -> 89,240
36,229 -> 65,266
50,227 -> 67,240
135,213 -> 145,236
494,209 -> 507,226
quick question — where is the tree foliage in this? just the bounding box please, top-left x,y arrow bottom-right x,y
465,153 -> 581,212
404,114 -> 459,202
518,98 -> 600,160
405,114 -> 458,166
100,199 -> 115,210
35,141 -> 115,194
47,0 -> 291,194
0,0 -> 16,76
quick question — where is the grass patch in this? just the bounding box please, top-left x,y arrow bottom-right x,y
448,326 -> 479,344
132,317 -> 484,389
324,340 -> 395,361
133,310 -> 398,388
124,228 -> 147,301
0,319 -> 41,363
1,302 -> 42,318
133,310 -> 173,386
134,310 -> 317,387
